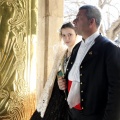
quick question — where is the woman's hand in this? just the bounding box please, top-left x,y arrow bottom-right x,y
57,77 -> 67,90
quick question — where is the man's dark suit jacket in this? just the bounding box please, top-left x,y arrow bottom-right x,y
65,34 -> 120,120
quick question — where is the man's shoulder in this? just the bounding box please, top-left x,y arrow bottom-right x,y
96,34 -> 119,47
96,35 -> 120,53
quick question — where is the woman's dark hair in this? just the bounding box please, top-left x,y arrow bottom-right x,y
60,22 -> 77,35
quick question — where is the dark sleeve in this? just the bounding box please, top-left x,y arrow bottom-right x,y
103,43 -> 120,120
30,110 -> 42,120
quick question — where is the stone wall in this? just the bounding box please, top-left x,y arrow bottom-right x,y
37,0 -> 63,103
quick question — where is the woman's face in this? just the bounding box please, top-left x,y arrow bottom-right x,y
61,28 -> 77,48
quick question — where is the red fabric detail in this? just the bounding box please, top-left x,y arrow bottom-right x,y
74,103 -> 82,110
68,80 -> 82,110
68,80 -> 72,92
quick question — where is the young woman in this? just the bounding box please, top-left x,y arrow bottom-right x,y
30,22 -> 78,120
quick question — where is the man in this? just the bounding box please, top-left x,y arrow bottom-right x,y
58,5 -> 120,120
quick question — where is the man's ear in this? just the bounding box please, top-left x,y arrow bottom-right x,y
89,18 -> 95,25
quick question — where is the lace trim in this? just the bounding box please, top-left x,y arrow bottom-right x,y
37,45 -> 67,118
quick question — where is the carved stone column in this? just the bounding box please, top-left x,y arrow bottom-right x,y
0,0 -> 63,119
0,0 -> 37,119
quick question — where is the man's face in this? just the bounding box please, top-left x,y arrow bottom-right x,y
73,9 -> 90,36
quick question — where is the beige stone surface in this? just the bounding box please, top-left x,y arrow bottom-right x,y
36,0 -> 63,103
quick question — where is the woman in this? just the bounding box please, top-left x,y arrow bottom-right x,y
30,22 -> 78,120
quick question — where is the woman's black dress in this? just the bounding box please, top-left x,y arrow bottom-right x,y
30,77 -> 69,120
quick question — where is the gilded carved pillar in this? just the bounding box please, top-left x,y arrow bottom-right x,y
0,0 -> 63,119
0,0 -> 37,119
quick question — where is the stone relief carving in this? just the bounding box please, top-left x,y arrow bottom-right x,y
0,0 -> 36,119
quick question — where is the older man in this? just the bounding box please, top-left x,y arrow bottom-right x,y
58,5 -> 120,120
